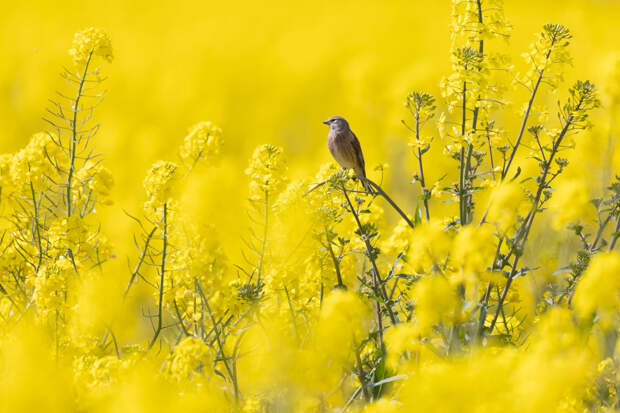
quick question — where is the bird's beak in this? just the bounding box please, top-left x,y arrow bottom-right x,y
322,120 -> 329,125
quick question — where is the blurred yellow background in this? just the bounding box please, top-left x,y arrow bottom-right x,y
1,3 -> 619,411
1,0 -> 619,266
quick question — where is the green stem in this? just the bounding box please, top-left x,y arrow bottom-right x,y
256,191 -> 269,286
341,184 -> 398,331
30,181 -> 44,272
463,143 -> 473,224
66,50 -> 93,217
148,202 -> 168,350
195,278 -> 240,402
464,0 -> 484,224
489,109 -> 576,333
324,227 -> 345,288
486,128 -> 496,181
459,80 -> 468,225
284,285 -> 300,343
609,216 -> 620,251
364,178 -> 415,228
355,346 -> 371,401
502,44 -> 555,180
589,214 -> 610,251
414,109 -> 430,221
123,226 -> 157,299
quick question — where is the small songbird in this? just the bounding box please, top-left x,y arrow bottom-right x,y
323,116 -> 373,193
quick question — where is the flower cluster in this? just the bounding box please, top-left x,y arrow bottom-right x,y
179,121 -> 223,167
245,144 -> 288,201
573,252 -> 620,328
33,256 -> 74,323
450,0 -> 511,46
165,336 -> 214,383
440,0 -> 512,159
69,27 -> 114,66
75,160 -> 115,206
9,132 -> 57,191
518,23 -> 572,92
143,160 -> 179,218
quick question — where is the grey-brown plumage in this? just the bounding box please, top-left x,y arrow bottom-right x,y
323,116 -> 373,193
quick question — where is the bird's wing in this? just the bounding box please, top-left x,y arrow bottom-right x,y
348,130 -> 366,177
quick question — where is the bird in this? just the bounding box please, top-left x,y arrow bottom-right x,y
323,116 -> 374,194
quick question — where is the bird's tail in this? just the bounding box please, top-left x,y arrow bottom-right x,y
355,168 -> 375,195
362,178 -> 375,195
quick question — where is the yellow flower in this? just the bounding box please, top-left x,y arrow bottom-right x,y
166,336 -> 214,383
68,27 -> 113,66
548,179 -> 593,229
408,137 -> 432,152
486,181 -> 525,233
165,228 -> 228,322
294,163 -> 345,226
10,132 -> 57,191
273,179 -> 305,216
411,275 -> 459,336
440,47 -> 485,116
33,256 -> 74,322
384,323 -> 419,368
573,252 -> 620,329
518,24 -> 572,91
73,354 -> 137,393
47,215 -> 101,261
242,397 -> 262,413
382,219 -> 414,257
75,160 -> 115,205
409,218 -> 452,272
451,225 -> 495,274
179,121 -> 223,167
362,398 -> 402,413
437,111 -> 448,140
0,153 -> 14,196
404,91 -> 436,124
245,144 -> 288,201
317,290 -> 370,361
143,161 -> 179,217
451,0 -> 511,45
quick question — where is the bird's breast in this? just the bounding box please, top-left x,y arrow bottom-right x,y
327,131 -> 357,169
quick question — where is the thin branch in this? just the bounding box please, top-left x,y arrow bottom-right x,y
148,203 -> 168,350
364,178 -> 415,229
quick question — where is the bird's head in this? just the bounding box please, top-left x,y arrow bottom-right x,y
323,116 -> 349,131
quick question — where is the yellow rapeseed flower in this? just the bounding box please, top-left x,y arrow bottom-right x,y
411,275 -> 459,336
75,160 -> 115,205
317,290 -> 370,362
166,336 -> 214,383
409,218 -> 452,272
245,144 -> 288,201
179,121 -> 223,167
69,27 -> 113,66
451,225 -> 495,273
486,181 -> 525,233
10,132 -> 57,191
33,256 -> 74,322
573,252 -> 620,329
143,160 -> 179,213
548,179 -> 594,229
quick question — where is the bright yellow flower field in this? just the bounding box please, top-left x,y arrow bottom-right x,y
0,1 -> 619,412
